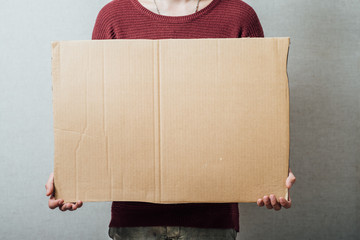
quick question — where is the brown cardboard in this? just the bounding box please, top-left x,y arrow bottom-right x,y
51,38 -> 290,203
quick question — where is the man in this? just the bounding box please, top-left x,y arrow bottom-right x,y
46,0 -> 296,239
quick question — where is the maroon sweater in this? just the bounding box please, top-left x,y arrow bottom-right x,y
92,0 -> 264,232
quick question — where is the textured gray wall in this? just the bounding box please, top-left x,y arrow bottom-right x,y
239,1 -> 360,240
0,0 -> 358,239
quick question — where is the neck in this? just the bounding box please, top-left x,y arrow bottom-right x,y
138,0 -> 212,16
164,0 -> 195,3
157,0 -> 201,15
159,0 -> 199,9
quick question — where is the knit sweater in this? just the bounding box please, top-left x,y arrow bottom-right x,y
92,0 -> 264,232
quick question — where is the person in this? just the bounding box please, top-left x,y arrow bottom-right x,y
45,0 -> 296,239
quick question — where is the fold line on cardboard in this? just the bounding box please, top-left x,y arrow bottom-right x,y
101,42 -> 112,200
71,43 -> 78,200
153,40 -> 161,202
158,40 -> 162,202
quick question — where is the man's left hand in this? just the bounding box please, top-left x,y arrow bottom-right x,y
256,169 -> 296,211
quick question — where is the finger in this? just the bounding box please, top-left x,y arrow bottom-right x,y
72,201 -> 83,210
60,202 -> 73,211
45,173 -> 54,196
74,200 -> 83,209
60,204 -> 67,211
48,198 -> 58,209
72,203 -> 77,211
270,194 -> 281,211
66,203 -> 73,210
71,202 -> 82,211
257,199 -> 264,207
279,197 -> 292,209
286,169 -> 296,189
48,196 -> 63,209
263,196 -> 272,209
68,204 -> 74,211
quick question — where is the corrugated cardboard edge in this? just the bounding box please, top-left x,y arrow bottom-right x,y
283,37 -> 290,202
51,41 -> 60,200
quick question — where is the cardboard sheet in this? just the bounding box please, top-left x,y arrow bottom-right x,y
51,38 -> 290,203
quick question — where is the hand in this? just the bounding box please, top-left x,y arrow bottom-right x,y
256,169 -> 296,211
45,172 -> 83,211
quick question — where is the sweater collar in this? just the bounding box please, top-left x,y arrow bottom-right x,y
128,0 -> 222,23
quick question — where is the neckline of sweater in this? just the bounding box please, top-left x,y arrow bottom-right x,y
128,0 -> 222,23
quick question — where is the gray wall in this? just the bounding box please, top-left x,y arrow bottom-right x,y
240,1 -> 360,240
0,0 -> 358,239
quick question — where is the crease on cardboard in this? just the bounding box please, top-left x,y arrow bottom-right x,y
158,40 -> 162,203
153,42 -> 156,203
74,133 -> 84,201
101,42 -> 112,200
215,39 -> 219,143
216,38 -> 220,102
120,170 -> 123,200
154,40 -> 161,202
73,42 -> 91,201
54,128 -> 99,139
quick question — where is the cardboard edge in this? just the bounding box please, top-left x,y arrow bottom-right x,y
51,41 -> 60,199
284,37 -> 291,201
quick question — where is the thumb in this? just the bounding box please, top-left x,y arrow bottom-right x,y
286,169 -> 296,189
45,173 -> 54,196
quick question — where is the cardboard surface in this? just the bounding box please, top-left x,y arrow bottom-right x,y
52,38 -> 290,203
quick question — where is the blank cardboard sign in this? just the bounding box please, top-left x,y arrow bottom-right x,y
51,38 -> 290,203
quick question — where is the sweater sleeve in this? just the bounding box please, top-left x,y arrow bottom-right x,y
240,3 -> 264,38
92,2 -> 116,40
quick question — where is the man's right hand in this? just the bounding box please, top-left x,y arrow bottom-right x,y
45,172 -> 83,211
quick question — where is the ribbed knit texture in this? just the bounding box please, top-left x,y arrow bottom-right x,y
92,0 -> 264,233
